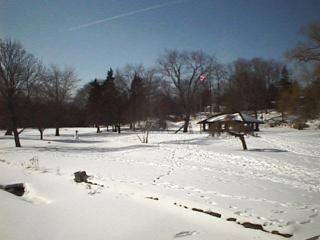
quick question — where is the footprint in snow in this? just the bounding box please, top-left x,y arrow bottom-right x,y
309,213 -> 318,218
299,219 -> 312,224
174,231 -> 199,238
272,209 -> 285,214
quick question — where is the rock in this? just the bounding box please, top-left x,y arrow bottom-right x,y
191,208 -> 221,218
146,196 -> 159,201
3,183 -> 25,196
204,210 -> 221,218
241,222 -> 264,231
191,208 -> 204,213
271,230 -> 293,238
74,171 -> 89,183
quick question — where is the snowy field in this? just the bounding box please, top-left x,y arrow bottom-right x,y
0,125 -> 319,240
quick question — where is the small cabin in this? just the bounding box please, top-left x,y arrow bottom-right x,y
198,112 -> 263,135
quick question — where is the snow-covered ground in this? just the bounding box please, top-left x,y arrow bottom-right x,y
0,125 -> 319,240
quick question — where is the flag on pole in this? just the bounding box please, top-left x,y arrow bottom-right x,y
199,74 -> 206,82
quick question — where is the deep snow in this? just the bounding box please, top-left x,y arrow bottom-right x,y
0,125 -> 319,240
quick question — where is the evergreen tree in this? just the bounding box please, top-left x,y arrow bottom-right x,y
128,73 -> 146,130
279,66 -> 292,90
276,66 -> 293,121
87,79 -> 104,133
102,68 -> 125,133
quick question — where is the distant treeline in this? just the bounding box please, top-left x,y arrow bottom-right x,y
0,22 -> 319,147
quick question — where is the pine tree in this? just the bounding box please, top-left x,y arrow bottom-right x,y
87,79 -> 104,133
276,66 -> 295,121
129,73 -> 146,130
103,68 -> 122,132
279,66 -> 292,90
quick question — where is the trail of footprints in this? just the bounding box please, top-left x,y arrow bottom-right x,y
152,146 -> 179,184
3,142 -> 319,239
94,143 -> 320,234
94,170 -> 319,236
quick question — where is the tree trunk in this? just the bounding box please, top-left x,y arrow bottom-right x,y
117,124 -> 121,134
96,125 -> 101,133
239,135 -> 247,150
227,131 -> 248,151
145,129 -> 149,143
7,100 -> 21,147
39,128 -> 44,140
13,128 -> 21,147
183,114 -> 190,132
55,127 -> 60,136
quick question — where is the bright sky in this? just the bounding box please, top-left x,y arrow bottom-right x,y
1,0 -> 320,84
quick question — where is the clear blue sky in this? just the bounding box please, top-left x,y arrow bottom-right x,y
1,0 -> 320,84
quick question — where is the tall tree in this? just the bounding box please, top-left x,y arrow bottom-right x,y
209,63 -> 228,112
0,39 -> 39,147
225,59 -> 264,115
278,66 -> 291,90
224,58 -> 282,114
102,68 -> 128,133
42,65 -> 78,136
128,73 -> 146,129
286,21 -> 320,119
87,79 -> 104,133
286,21 -> 320,62
103,68 -> 118,130
158,50 -> 216,132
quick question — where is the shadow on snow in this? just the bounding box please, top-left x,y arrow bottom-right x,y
26,144 -> 156,153
248,148 -> 288,153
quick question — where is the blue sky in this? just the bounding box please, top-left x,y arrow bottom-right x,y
1,0 -> 320,84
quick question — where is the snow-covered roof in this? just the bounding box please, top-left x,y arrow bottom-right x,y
241,113 -> 263,123
198,112 -> 263,124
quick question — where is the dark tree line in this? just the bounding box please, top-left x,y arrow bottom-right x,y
84,66 -> 177,133
223,58 -> 284,116
0,39 -> 78,146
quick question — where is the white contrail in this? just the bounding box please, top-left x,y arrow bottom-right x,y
68,0 -> 187,31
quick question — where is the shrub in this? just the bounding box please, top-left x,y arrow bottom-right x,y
292,122 -> 309,130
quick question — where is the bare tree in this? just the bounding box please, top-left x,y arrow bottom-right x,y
209,63 -> 228,112
119,64 -> 161,129
42,65 -> 78,136
158,50 -> 216,132
224,58 -> 282,115
0,39 -> 39,147
286,22 -> 320,62
286,22 -> 320,119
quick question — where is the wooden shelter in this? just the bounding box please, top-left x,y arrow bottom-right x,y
198,112 -> 263,135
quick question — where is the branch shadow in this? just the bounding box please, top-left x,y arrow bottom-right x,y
47,139 -> 103,144
159,137 -> 211,145
248,148 -> 287,153
26,144 -> 156,153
